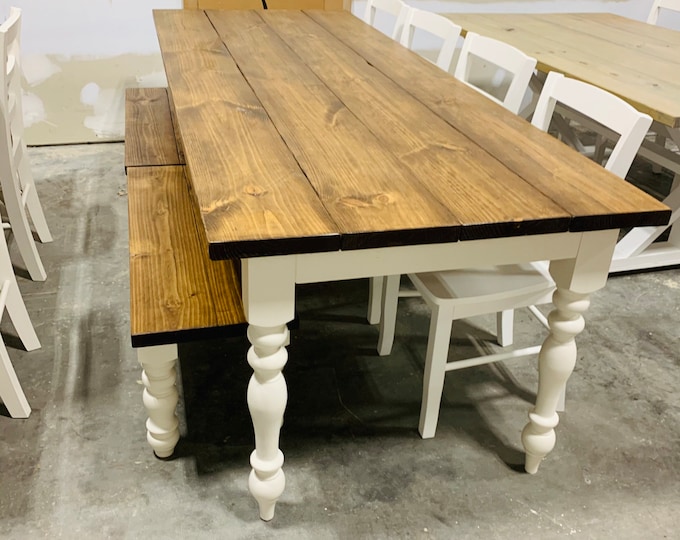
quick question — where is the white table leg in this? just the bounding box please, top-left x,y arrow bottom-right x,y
138,344 -> 180,458
522,229 -> 617,473
242,256 -> 296,521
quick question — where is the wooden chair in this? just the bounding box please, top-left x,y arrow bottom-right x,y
376,71 -> 652,439
362,0 -> 410,40
0,7 -> 52,282
453,32 -> 537,114
647,0 -> 680,24
399,8 -> 462,72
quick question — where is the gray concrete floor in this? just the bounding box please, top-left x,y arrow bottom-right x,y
0,142 -> 679,539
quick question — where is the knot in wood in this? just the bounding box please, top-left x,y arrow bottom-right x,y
244,185 -> 268,197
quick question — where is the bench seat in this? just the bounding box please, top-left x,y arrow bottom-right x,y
125,87 -> 184,170
128,165 -> 246,348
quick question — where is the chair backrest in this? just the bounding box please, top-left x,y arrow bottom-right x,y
399,9 -> 462,72
0,7 -> 20,98
453,32 -> 536,114
363,0 -> 410,40
531,72 -> 653,179
647,0 -> 680,24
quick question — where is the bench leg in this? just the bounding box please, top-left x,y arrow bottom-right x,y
138,344 -> 180,458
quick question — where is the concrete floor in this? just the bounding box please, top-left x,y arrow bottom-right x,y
0,142 -> 679,538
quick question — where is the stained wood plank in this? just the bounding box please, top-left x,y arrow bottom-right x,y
446,13 -> 680,128
308,10 -> 671,231
257,10 -> 571,240
154,9 -> 340,259
208,10 -> 462,250
124,88 -> 181,169
128,166 -> 246,347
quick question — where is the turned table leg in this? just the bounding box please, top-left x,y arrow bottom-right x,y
522,288 -> 589,473
246,324 -> 289,521
242,256 -> 296,521
138,344 -> 180,458
522,229 -> 618,473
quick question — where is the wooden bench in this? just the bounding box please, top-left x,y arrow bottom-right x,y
124,87 -> 184,170
125,87 -> 247,458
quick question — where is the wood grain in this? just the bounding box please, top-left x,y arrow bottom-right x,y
309,10 -> 670,232
128,166 -> 246,347
154,9 -> 340,259
446,13 -> 680,128
258,10 -> 571,240
124,88 -> 181,169
209,10 -> 462,250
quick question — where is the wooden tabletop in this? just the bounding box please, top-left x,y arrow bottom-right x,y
445,12 -> 680,129
153,9 -> 670,261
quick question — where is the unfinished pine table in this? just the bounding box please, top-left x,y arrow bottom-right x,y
152,9 -> 670,521
444,12 -> 680,272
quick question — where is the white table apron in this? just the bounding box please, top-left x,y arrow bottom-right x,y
241,228 -> 618,520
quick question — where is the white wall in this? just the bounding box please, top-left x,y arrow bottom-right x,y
1,0 -> 180,144
1,0 -> 674,145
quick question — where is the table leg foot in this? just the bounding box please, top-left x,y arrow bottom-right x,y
138,345 -> 180,458
521,288 -> 589,473
247,324 -> 289,521
249,459 -> 286,521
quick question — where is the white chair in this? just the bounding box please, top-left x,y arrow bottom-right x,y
377,71 -> 652,439
0,87 -> 41,416
399,8 -> 462,72
362,0 -> 410,40
647,0 -> 680,24
453,32 -> 537,114
0,226 -> 41,417
0,7 -> 52,282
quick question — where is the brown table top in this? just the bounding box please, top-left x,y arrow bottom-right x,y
445,12 -> 680,129
153,9 -> 670,261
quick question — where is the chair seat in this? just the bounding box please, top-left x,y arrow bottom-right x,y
409,262 -> 553,307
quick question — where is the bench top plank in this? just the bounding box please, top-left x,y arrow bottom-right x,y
128,165 -> 246,347
125,88 -> 182,168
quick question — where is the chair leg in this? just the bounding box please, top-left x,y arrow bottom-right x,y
0,337 -> 30,418
496,309 -> 514,347
377,274 -> 400,356
19,160 -> 53,243
652,132 -> 665,174
367,276 -> 383,324
5,281 -> 40,351
418,303 -> 454,439
3,181 -> 46,281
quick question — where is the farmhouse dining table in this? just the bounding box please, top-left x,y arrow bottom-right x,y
152,9 -> 670,521
443,12 -> 680,273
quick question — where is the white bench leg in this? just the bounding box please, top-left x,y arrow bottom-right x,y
138,344 -> 180,458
